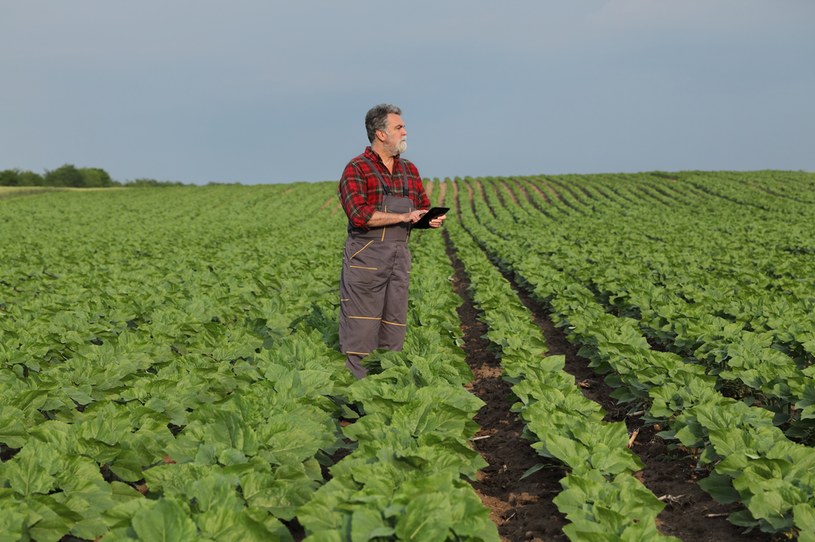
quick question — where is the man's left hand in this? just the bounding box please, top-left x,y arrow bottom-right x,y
429,214 -> 446,228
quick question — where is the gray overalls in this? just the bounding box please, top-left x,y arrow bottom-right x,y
339,158 -> 415,379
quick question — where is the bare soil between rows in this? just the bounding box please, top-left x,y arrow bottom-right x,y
442,232 -> 774,542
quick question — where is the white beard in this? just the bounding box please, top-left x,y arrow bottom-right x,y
396,139 -> 407,154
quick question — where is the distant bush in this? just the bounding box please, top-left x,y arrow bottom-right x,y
77,167 -> 117,187
0,165 -> 187,188
43,164 -> 86,187
1,164 -> 120,188
0,169 -> 45,186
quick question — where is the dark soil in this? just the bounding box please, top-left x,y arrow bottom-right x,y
442,232 -> 774,542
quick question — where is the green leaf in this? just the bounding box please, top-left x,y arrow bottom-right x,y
241,466 -> 317,521
26,420 -> 72,452
70,516 -> 109,541
674,422 -> 705,448
63,385 -> 94,406
77,403 -> 133,447
0,506 -> 27,542
5,444 -> 61,497
726,509 -> 761,529
395,492 -> 450,541
698,471 -> 739,504
131,499 -> 198,542
197,506 -> 293,542
27,494 -> 81,542
188,472 -> 242,513
110,448 -> 145,483
520,463 -> 546,480
794,504 -> 815,542
0,405 -> 28,448
101,482 -> 150,530
350,508 -> 394,541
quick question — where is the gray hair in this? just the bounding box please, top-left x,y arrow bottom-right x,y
365,104 -> 402,143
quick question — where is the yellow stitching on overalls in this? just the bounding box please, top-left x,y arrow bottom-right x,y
349,316 -> 382,320
350,240 -> 373,259
381,203 -> 388,241
346,351 -> 370,355
381,320 -> 407,327
349,265 -> 377,270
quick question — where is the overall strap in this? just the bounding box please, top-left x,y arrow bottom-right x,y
359,156 -> 391,196
398,159 -> 410,197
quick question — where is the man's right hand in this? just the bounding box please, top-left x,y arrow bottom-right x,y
405,210 -> 428,223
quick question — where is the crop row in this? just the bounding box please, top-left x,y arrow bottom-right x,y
296,191 -> 499,541
445,182 -> 679,540
454,173 -> 815,538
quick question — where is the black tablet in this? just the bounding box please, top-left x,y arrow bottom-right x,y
413,207 -> 449,229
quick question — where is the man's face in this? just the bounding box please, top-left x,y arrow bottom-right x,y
380,113 -> 407,156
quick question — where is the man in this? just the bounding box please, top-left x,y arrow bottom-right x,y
338,104 -> 445,378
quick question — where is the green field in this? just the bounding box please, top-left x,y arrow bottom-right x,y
1,171 -> 814,541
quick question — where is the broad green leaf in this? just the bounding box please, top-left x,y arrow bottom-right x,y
0,405 -> 28,448
189,473 -> 242,513
699,472 -> 739,504
77,403 -> 133,447
131,499 -> 198,542
197,506 -> 293,542
110,448 -> 145,482
395,493 -> 450,542
0,506 -> 27,542
5,444 -> 61,497
26,494 -> 81,542
350,508 -> 393,542
101,483 -> 150,530
794,504 -> 815,542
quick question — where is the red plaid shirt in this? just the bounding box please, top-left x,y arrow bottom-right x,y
338,146 -> 430,230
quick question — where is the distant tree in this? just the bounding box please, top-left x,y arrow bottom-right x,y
44,164 -> 84,187
2,165 -> 184,187
18,171 -> 44,186
0,169 -> 44,186
0,169 -> 21,186
78,167 -> 118,187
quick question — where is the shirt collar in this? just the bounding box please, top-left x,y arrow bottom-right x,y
365,146 -> 400,165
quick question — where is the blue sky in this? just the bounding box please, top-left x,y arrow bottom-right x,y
2,1 -> 813,185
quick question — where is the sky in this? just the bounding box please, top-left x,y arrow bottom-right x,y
1,1 -> 813,185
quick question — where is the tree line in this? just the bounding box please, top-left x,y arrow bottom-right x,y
0,164 -> 184,188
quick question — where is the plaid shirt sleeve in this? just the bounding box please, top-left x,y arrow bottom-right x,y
338,155 -> 381,229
